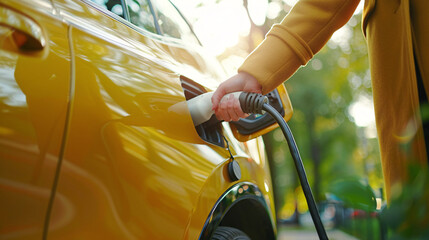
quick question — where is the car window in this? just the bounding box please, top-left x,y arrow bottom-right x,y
89,0 -> 126,18
127,0 -> 157,34
152,0 -> 200,45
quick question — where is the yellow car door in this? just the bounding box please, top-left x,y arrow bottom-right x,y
0,0 -> 71,239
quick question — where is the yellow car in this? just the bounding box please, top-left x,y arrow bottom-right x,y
0,0 -> 292,239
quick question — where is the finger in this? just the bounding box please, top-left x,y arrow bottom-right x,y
227,95 -> 240,121
216,98 -> 231,121
211,86 -> 227,111
232,96 -> 247,120
212,74 -> 247,111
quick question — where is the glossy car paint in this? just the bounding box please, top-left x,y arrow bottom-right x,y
0,0 -> 70,238
0,0 -> 276,239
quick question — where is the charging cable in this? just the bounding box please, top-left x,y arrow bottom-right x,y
238,92 -> 329,240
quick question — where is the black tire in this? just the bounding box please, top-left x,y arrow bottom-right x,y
211,226 -> 251,240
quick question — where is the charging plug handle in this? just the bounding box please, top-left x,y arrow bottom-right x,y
238,92 -> 268,114
239,92 -> 328,240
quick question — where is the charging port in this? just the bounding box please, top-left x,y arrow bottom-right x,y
231,88 -> 285,135
180,76 -> 225,147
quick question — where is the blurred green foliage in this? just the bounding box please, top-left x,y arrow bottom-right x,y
328,178 -> 376,212
380,165 -> 429,239
337,166 -> 429,239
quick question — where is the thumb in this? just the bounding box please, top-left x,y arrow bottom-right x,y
211,86 -> 227,111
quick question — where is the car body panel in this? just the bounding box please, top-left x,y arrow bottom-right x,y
0,0 -> 70,238
0,0 -> 276,239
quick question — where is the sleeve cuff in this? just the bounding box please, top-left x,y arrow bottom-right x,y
238,25 -> 313,94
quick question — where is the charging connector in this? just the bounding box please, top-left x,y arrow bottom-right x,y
239,92 -> 329,240
238,92 -> 269,114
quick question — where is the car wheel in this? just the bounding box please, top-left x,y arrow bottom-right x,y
212,226 -> 250,240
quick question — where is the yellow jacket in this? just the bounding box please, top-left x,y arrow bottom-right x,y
239,0 -> 429,200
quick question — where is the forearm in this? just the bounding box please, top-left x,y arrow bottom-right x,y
239,0 -> 360,94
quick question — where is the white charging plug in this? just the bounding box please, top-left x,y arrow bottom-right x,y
187,92 -> 241,126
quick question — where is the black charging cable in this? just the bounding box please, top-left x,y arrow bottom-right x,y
239,92 -> 329,240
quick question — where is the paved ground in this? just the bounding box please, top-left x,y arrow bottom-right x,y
277,225 -> 359,240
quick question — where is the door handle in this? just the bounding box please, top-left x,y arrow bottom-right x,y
0,5 -> 46,52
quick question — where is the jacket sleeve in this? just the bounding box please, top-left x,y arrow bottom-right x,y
238,0 -> 360,94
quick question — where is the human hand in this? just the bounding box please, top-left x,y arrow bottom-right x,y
211,72 -> 262,121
